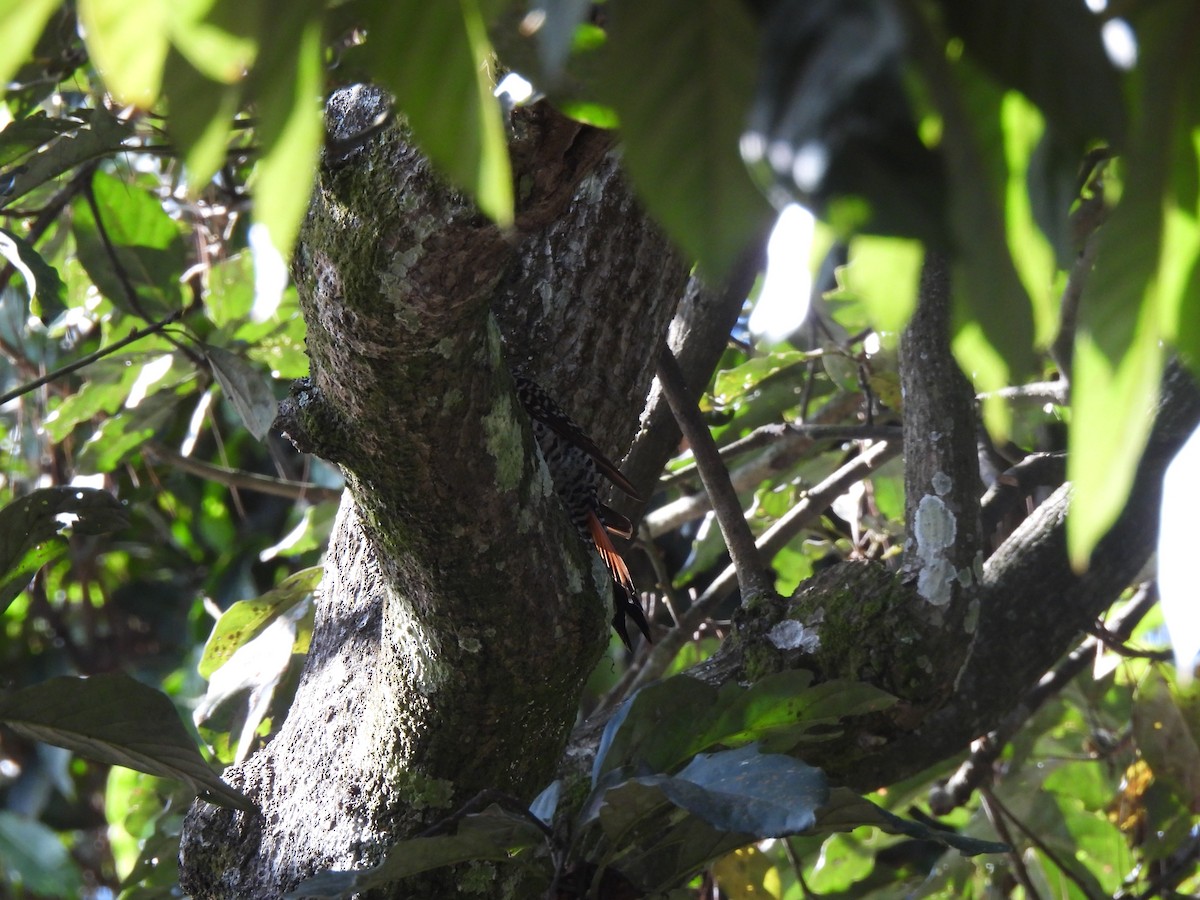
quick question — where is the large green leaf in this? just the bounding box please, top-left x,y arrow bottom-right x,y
198,566 -> 322,678
0,673 -> 253,811
1067,1 -> 1200,565
596,0 -> 772,279
77,0 -> 170,108
361,0 -> 513,226
245,2 -> 324,259
0,487 -> 128,614
936,0 -> 1126,150
0,0 -> 67,98
0,810 -> 84,896
593,670 -> 895,782
71,170 -> 187,318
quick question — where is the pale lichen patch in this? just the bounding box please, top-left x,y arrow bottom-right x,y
767,619 -> 821,652
482,394 -> 524,492
913,494 -> 957,606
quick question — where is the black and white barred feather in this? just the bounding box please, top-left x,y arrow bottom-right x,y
513,371 -> 651,649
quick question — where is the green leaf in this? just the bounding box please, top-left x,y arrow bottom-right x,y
0,810 -> 84,896
595,0 -> 772,279
593,671 -> 895,782
1132,672 -> 1200,809
77,0 -> 170,108
246,4 -> 323,258
168,0 -> 259,85
285,806 -> 549,898
703,673 -> 896,752
0,487 -> 128,614
0,226 -> 67,321
0,0 -> 64,98
937,0 -> 1126,149
1066,1 -> 1200,565
0,111 -> 84,168
939,61 -> 1035,383
71,171 -> 187,318
206,345 -> 278,441
198,566 -> 322,678
162,48 -> 243,191
813,787 -> 1009,856
0,108 -> 134,207
0,673 -> 253,811
1067,311 -> 1162,568
832,236 -> 923,335
362,0 -> 514,226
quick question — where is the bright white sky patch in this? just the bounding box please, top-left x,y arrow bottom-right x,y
1101,18 -> 1137,70
1159,422 -> 1200,683
495,72 -> 535,105
748,203 -> 815,343
249,223 -> 287,322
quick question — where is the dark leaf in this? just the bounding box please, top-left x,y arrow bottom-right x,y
285,806 -> 549,898
0,107 -> 133,206
814,787 -> 1010,855
0,487 -> 127,614
936,0 -> 1126,149
206,346 -> 279,441
0,673 -> 253,812
597,0 -> 773,279
0,225 -> 67,320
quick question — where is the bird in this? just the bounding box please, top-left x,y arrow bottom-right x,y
512,370 -> 652,650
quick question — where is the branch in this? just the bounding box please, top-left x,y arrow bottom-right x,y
0,310 -> 182,406
614,439 -> 899,701
143,443 -> 343,504
656,343 -> 772,602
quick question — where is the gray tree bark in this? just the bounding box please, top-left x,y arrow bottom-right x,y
179,84 -> 1200,898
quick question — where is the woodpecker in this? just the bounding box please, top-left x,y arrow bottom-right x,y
512,371 -> 652,649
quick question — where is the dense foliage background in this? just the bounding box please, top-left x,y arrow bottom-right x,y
0,0 -> 1198,897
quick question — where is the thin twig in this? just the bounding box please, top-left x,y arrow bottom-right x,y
930,583 -> 1158,815
657,343 -> 772,602
979,787 -> 1043,900
983,788 -> 1105,900
662,422 -> 901,486
143,443 -> 343,504
644,390 -> 864,537
0,311 -> 183,406
621,440 -> 899,698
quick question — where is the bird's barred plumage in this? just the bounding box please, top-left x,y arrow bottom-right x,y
513,371 -> 651,649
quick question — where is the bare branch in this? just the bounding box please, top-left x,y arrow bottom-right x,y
656,343 -> 772,602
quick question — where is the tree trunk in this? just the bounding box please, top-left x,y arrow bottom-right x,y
179,84 -> 1200,898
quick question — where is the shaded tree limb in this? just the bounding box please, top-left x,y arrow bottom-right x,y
656,342 -> 772,602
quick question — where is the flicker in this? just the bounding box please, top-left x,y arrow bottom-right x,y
512,371 -> 652,649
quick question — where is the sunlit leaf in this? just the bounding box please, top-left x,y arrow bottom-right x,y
0,487 -> 128,614
0,226 -> 67,320
246,4 -> 323,258
0,0 -> 71,98
361,0 -> 514,226
77,0 -> 169,108
198,566 -> 322,678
